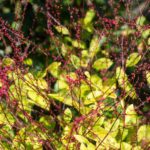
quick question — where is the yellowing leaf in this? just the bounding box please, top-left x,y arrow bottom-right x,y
55,80 -> 69,90
136,16 -> 146,30
142,29 -> 150,39
137,125 -> 147,142
55,26 -> 70,35
37,78 -> 48,89
116,67 -> 137,99
2,57 -> 14,67
70,54 -> 80,69
48,90 -> 73,106
23,58 -> 32,66
121,142 -> 132,150
126,53 -> 141,67
84,9 -> 95,25
47,62 -> 61,78
146,71 -> 150,85
0,79 -> 2,87
74,135 -> 95,150
92,58 -> 113,71
125,104 -> 137,125
37,69 -> 47,78
72,40 -> 86,49
89,35 -> 100,58
28,90 -> 49,110
84,91 -> 102,105
63,108 -> 72,123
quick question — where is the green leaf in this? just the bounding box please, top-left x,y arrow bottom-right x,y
92,58 -> 113,71
63,108 -> 72,123
137,125 -> 147,142
28,90 -> 49,110
70,54 -> 80,69
142,29 -> 150,39
126,53 -> 141,67
2,57 -> 14,67
23,58 -> 33,66
72,40 -> 86,49
136,16 -> 146,30
74,135 -> 96,150
121,142 -> 132,150
39,116 -> 55,130
84,9 -> 95,25
48,90 -> 73,106
116,67 -> 137,99
89,35 -> 100,58
125,104 -> 137,125
55,26 -> 70,35
146,71 -> 150,85
13,126 -> 45,150
47,62 -> 61,78
84,90 -> 102,105
37,69 -> 47,78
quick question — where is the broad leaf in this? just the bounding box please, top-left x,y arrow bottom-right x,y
116,67 -> 137,99
126,53 -> 141,67
47,62 -> 61,78
55,26 -> 70,35
74,135 -> 96,150
92,58 -> 113,71
70,54 -> 80,69
89,35 -> 100,58
84,9 -> 95,25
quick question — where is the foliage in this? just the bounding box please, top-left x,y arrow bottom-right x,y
0,0 -> 150,149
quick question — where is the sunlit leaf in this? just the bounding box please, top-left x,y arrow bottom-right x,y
116,67 -> 137,99
70,54 -> 80,69
84,9 -> 95,25
48,90 -> 73,106
125,104 -> 137,125
23,58 -> 33,66
74,135 -> 96,150
89,35 -> 100,58
142,29 -> 150,39
121,142 -> 132,150
63,108 -> 72,123
84,90 -> 102,105
28,90 -> 49,110
2,57 -> 14,67
55,26 -> 70,35
47,62 -> 61,78
92,58 -> 113,71
146,71 -> 150,85
126,53 -> 141,67
137,125 -> 147,142
72,40 -> 86,49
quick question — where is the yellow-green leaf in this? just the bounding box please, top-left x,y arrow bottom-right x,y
74,135 -> 95,150
137,125 -> 147,142
146,71 -> 150,85
55,26 -> 70,35
63,108 -> 72,123
116,67 -> 137,99
23,58 -> 33,66
89,35 -> 100,58
72,40 -> 86,49
126,53 -> 141,67
28,90 -> 49,110
47,62 -> 61,78
92,58 -> 113,71
121,142 -> 132,150
125,104 -> 137,125
70,54 -> 80,69
84,9 -> 95,25
142,29 -> 150,39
